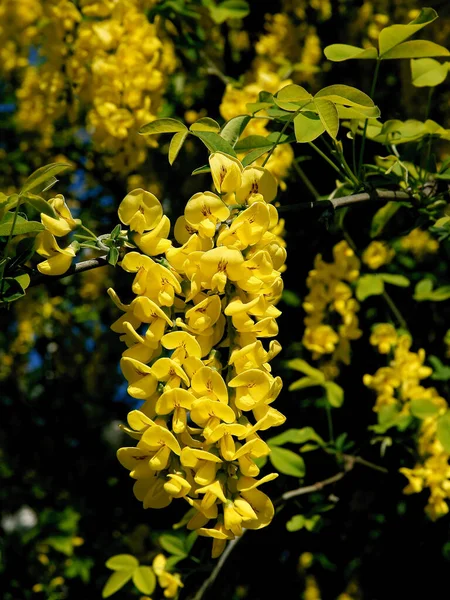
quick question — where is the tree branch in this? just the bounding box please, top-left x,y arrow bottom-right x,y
278,189 -> 411,213
29,256 -> 109,288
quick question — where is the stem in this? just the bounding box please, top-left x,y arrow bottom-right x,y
292,160 -> 319,200
276,189 -> 411,213
334,141 -> 360,187
325,403 -> 334,443
0,200 -> 22,297
281,471 -> 346,502
262,108 -> 301,168
79,223 -> 98,240
29,256 -> 108,288
425,87 -> 433,121
193,534 -> 244,600
308,141 -> 348,180
382,289 -> 408,331
357,59 -> 381,178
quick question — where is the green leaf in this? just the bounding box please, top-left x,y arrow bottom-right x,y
132,566 -> 156,595
437,411 -> 450,453
378,273 -> 410,287
190,118 -> 221,133
107,246 -> 119,266
0,277 -> 27,303
191,164 -> 211,176
289,376 -> 321,391
324,44 -> 378,62
411,58 -> 448,87
414,278 -> 433,300
323,381 -> 344,407
220,115 -> 251,147
139,118 -> 187,136
159,534 -> 187,557
0,218 -> 44,236
410,397 -> 441,419
246,101 -> 274,114
294,112 -> 326,143
191,131 -> 237,157
286,358 -> 325,381
102,571 -> 134,598
241,147 -> 272,166
370,202 -> 402,237
45,536 -> 74,556
378,8 -> 438,57
0,193 -> 20,220
382,40 -> 450,60
356,274 -> 384,301
429,356 -> 450,381
281,289 -> 301,307
169,130 -> 188,165
337,105 -> 380,119
277,84 -> 312,103
269,446 -> 306,477
315,84 -> 376,108
14,272 -> 31,291
185,531 -> 198,553
430,286 -> 450,301
286,514 -> 306,532
274,84 -> 312,111
234,135 -> 273,151
268,427 -> 324,447
209,0 -> 249,23
22,193 -> 57,218
21,163 -> 71,194
314,98 -> 339,139
106,555 -> 139,571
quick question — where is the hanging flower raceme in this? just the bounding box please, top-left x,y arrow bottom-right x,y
110,151 -> 286,557
302,240 -> 362,377
364,325 -> 449,520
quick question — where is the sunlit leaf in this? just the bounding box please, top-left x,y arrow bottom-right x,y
105,555 -> 139,571
411,58 -> 448,87
191,131 -> 237,156
139,118 -> 187,136
102,571 -> 133,598
220,115 -> 251,146
382,40 -> 449,60
269,446 -> 306,477
294,112 -> 326,142
314,98 -> 339,139
190,118 -> 221,133
324,44 -> 378,62
169,130 -> 189,165
21,163 -> 71,195
378,8 -> 438,57
132,566 -> 156,595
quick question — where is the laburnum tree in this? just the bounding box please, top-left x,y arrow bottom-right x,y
1,2 -> 450,600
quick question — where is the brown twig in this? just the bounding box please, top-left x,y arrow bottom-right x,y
278,189 -> 411,213
29,256 -> 108,288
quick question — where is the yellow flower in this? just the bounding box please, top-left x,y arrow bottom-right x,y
35,231 -> 76,276
228,369 -> 273,411
401,228 -> 439,259
185,192 -> 230,238
200,246 -> 245,292
362,241 -> 395,270
118,188 -> 163,234
370,323 -> 398,354
134,215 -> 172,256
209,152 -> 243,194
235,166 -> 278,204
41,194 -> 77,236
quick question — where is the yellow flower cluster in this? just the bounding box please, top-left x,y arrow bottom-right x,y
302,241 -> 362,376
362,240 -> 394,270
365,325 -> 449,520
400,227 -> 439,259
110,152 -> 286,557
7,0 -> 176,172
0,0 -> 41,74
364,328 -> 440,413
